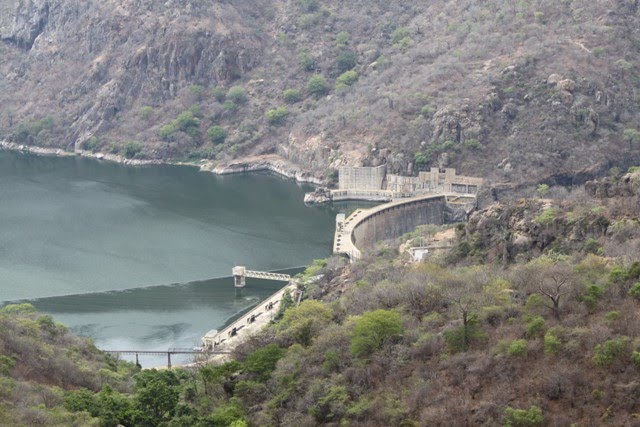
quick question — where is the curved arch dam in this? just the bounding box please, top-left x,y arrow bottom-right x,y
334,194 -> 476,261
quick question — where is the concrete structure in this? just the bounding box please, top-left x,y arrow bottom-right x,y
329,166 -> 482,202
202,281 -> 300,349
338,165 -> 386,190
334,193 -> 475,262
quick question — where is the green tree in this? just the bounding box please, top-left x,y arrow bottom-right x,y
134,370 -> 180,422
207,125 -> 227,144
350,309 -> 403,357
307,75 -> 329,97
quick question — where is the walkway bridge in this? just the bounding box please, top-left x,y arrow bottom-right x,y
232,266 -> 291,288
103,348 -> 230,369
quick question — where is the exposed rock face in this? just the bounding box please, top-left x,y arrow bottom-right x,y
0,0 -> 266,149
0,1 -> 639,185
585,172 -> 640,198
303,187 -> 332,204
0,0 -> 50,50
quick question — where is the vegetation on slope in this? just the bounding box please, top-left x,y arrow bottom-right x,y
2,173 -> 639,426
1,0 -> 639,183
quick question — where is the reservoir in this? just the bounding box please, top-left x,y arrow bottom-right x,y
0,150 -> 337,365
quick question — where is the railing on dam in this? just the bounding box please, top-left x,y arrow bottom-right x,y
333,193 -> 475,262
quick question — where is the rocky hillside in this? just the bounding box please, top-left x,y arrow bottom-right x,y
1,0 -> 639,184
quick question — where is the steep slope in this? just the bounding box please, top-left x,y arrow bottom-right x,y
1,0 -> 639,184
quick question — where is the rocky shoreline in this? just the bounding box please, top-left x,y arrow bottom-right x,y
0,140 -> 323,186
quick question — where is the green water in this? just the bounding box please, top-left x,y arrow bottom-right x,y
0,150 -> 343,365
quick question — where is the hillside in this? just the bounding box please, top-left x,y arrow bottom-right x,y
1,0 -> 639,184
2,172 -> 640,426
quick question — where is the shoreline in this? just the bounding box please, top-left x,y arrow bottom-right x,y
0,140 -> 324,186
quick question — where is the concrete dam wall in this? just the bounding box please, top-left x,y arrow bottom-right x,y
351,195 -> 450,251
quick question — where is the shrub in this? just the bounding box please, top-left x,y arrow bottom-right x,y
536,184 -> 549,196
226,86 -> 247,104
536,207 -> 558,226
544,330 -> 561,354
210,86 -> 226,102
350,309 -> 403,357
335,31 -> 350,47
503,405 -> 544,427
223,100 -> 238,112
391,28 -> 410,44
581,284 -> 604,311
629,282 -> 640,299
13,116 -> 54,144
82,136 -> 100,152
307,75 -> 329,96
604,311 -> 620,323
139,106 -> 153,121
159,124 -> 177,140
632,351 -> 640,368
283,89 -> 302,104
279,300 -> 333,346
335,49 -> 357,72
207,125 -> 227,144
298,49 -> 316,71
525,316 -> 545,338
174,111 -> 200,137
336,70 -> 358,87
299,13 -> 321,29
414,152 -> 430,169
266,107 -> 289,125
188,84 -> 203,99
309,385 -> 349,423
507,339 -> 527,357
123,141 -> 142,159
0,355 -> 15,376
464,139 -> 482,150
592,337 -> 630,367
443,315 -> 485,352
298,0 -> 318,12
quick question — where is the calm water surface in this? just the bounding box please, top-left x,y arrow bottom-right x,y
0,150 -> 344,365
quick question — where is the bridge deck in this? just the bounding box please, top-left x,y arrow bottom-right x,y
244,270 -> 291,281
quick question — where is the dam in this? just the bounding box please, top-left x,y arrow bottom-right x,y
334,194 -> 476,261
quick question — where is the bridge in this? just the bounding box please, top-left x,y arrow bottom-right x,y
232,266 -> 291,288
334,193 -> 476,262
103,348 -> 230,369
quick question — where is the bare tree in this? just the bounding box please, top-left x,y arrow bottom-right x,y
537,263 -> 575,320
